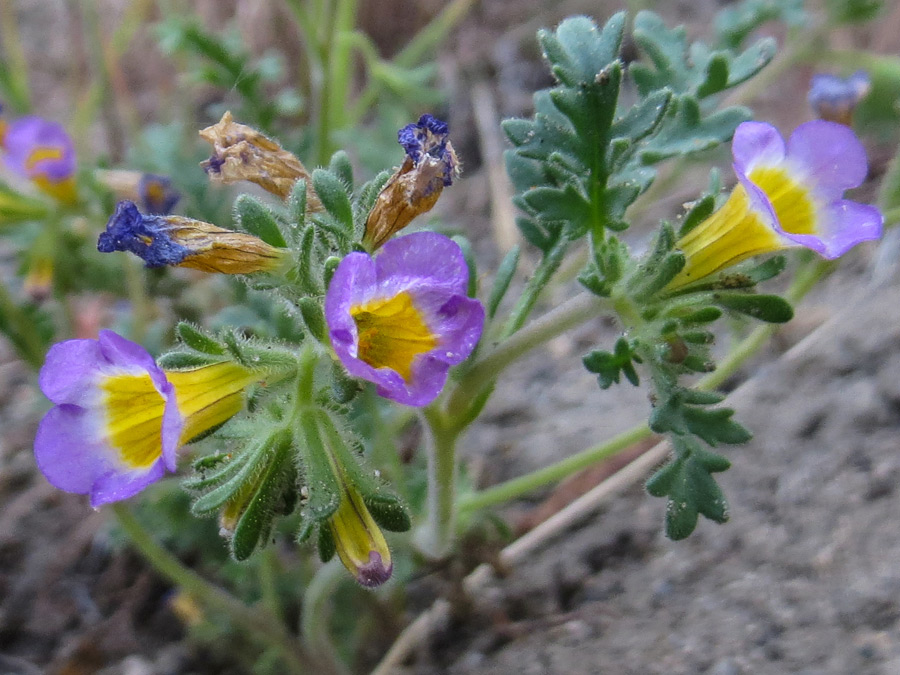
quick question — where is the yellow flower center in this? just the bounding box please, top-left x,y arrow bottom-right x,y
101,373 -> 167,469
350,291 -> 438,381
747,166 -> 817,235
101,361 -> 257,470
25,146 -> 65,172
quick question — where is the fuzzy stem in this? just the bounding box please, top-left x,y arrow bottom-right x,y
446,291 -> 613,421
415,405 -> 460,559
109,504 -> 320,675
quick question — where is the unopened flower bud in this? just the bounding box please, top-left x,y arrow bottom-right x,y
329,485 -> 393,588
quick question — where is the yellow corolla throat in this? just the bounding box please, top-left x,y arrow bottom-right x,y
101,373 -> 168,470
350,291 -> 438,381
329,485 -> 392,580
166,361 -> 258,444
746,166 -> 818,235
669,184 -> 786,290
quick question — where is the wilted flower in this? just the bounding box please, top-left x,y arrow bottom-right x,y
34,330 -> 257,506
362,114 -> 459,251
669,120 -> 883,290
329,484 -> 393,587
326,231 -> 484,406
808,71 -> 870,126
1,116 -> 77,204
98,200 -> 289,274
97,169 -> 181,214
199,111 -> 321,209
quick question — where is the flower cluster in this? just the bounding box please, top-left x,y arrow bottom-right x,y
669,120 -> 882,289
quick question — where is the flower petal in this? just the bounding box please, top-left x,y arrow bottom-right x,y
39,339 -> 106,405
34,405 -> 112,494
374,231 -> 470,296
732,121 -> 785,175
787,120 -> 867,200
90,463 -> 166,507
782,199 -> 883,259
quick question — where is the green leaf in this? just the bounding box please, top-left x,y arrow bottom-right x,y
714,292 -> 794,323
176,322 -> 226,355
583,338 -> 641,389
679,195 -> 716,237
233,194 -> 287,247
610,89 -> 672,146
365,494 -> 412,532
328,150 -> 354,186
488,246 -> 520,319
540,14 -> 625,87
191,436 -> 273,515
156,351 -> 224,370
645,440 -> 731,540
232,440 -> 294,561
683,406 -> 753,446
312,169 -> 353,231
295,413 -> 341,523
298,297 -> 327,344
523,185 -> 592,230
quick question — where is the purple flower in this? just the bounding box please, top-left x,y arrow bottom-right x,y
35,331 -> 180,507
808,71 -> 870,125
325,232 -> 484,406
35,331 -> 258,506
1,116 -> 77,203
670,120 -> 883,288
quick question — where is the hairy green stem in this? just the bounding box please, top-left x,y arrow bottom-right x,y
501,240 -> 568,339
459,423 -> 652,514
415,405 -> 460,559
109,504 -> 320,675
447,291 -> 613,421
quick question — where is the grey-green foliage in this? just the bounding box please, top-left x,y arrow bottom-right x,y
503,12 -> 772,255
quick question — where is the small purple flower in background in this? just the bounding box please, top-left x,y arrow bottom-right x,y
34,330 -> 258,506
808,71 -> 870,126
138,173 -> 181,214
1,115 -> 77,204
326,231 -> 484,406
362,114 -> 460,251
669,120 -> 883,289
98,200 -> 288,274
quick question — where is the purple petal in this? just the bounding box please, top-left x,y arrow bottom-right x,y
34,405 -> 112,494
161,396 -> 183,472
732,122 -> 785,175
408,291 -> 485,364
39,339 -> 106,405
98,330 -> 169,393
90,463 -> 166,507
787,120 -> 867,200
374,232 -> 469,296
782,200 -> 883,259
325,251 -> 376,347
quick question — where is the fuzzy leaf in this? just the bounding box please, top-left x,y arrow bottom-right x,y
312,169 -> 353,231
714,292 -> 794,323
176,322 -> 226,355
233,194 -> 287,247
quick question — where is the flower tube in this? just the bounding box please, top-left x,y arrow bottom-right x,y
34,330 -> 258,506
98,200 -> 289,274
1,116 -> 77,204
325,231 -> 484,406
362,114 -> 460,251
669,120 -> 883,290
329,484 -> 393,587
